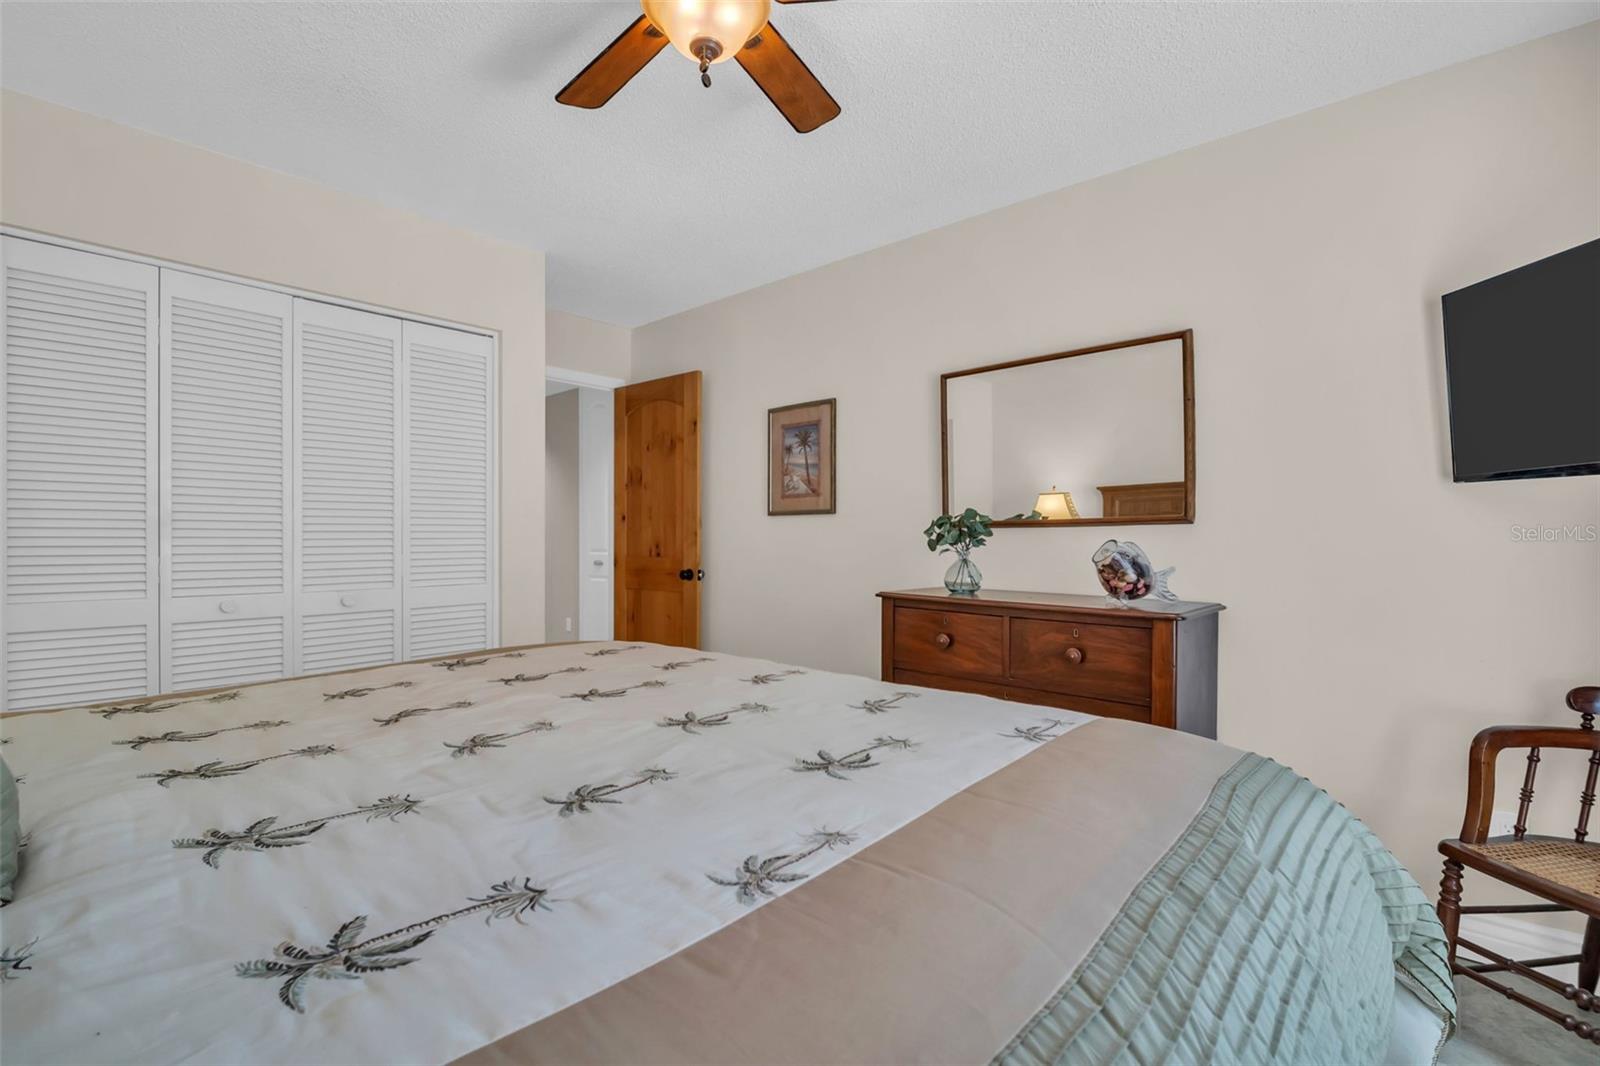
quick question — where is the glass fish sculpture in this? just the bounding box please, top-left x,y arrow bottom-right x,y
1092,540 -> 1178,607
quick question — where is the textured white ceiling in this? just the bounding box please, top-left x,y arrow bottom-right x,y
3,2 -> 1595,325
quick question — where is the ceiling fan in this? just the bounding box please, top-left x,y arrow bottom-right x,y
556,0 -> 841,134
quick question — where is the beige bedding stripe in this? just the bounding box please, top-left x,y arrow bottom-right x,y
455,718 -> 1243,1066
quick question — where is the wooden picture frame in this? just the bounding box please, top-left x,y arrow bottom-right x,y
939,329 -> 1196,528
768,398 -> 836,515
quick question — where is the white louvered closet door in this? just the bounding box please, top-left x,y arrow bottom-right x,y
1,238 -> 160,711
159,270 -> 294,692
402,321 -> 497,658
293,300 -> 402,674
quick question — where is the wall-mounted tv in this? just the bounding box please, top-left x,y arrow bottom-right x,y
1441,239 -> 1598,482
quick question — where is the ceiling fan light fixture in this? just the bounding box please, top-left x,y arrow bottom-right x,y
641,0 -> 771,67
557,0 -> 839,133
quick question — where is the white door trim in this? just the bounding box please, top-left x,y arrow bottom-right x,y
546,368 -> 618,642
547,366 -> 624,391
575,386 -> 614,641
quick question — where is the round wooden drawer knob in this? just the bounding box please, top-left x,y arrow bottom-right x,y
934,633 -> 952,649
1064,647 -> 1084,664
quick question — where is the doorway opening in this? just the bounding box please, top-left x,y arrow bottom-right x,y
546,367 -> 621,642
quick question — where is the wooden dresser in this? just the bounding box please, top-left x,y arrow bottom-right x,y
878,589 -> 1224,738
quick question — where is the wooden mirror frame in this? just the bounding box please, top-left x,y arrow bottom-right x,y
939,329 -> 1195,528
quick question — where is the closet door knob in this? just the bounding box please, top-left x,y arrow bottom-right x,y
218,600 -> 238,615
340,595 -> 356,608
934,633 -> 952,649
1064,647 -> 1084,664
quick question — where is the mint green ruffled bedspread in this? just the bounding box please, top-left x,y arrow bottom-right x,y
995,753 -> 1457,1066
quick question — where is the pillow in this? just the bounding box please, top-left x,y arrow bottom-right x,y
0,756 -> 17,904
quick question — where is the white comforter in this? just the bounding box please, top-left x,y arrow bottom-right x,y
0,642 -> 1088,1065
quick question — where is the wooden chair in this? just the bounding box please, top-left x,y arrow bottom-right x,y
1437,686 -> 1600,1045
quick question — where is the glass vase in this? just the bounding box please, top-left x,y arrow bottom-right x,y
943,549 -> 982,596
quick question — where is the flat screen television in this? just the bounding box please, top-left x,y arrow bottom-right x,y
1441,239 -> 1598,482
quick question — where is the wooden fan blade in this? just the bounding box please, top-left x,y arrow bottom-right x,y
735,22 -> 840,133
556,16 -> 669,109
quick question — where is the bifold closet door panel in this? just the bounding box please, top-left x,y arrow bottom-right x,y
293,300 -> 403,673
2,238 -> 161,710
160,270 -> 294,693
402,320 -> 496,659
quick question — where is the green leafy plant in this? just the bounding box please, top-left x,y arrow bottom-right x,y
923,508 -> 995,555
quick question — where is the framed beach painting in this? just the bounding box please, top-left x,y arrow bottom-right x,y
768,398 -> 836,515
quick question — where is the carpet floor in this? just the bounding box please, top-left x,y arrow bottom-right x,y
1437,973 -> 1595,1065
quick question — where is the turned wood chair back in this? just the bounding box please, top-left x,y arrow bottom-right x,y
1458,687 -> 1600,845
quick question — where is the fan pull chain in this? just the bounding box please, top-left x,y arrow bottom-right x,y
691,36 -> 722,88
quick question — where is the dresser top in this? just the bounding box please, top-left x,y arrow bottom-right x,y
878,588 -> 1225,620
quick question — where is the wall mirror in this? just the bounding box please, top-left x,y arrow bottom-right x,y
941,330 -> 1194,527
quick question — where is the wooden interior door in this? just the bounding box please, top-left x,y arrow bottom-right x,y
614,371 -> 700,648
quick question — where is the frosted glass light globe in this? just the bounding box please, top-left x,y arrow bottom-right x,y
641,0 -> 772,66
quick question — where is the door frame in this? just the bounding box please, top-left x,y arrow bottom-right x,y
547,366 -> 623,641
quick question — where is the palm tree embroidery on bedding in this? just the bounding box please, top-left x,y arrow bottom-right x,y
545,768 -> 676,816
659,701 -> 774,734
432,652 -> 525,671
140,745 -> 338,787
173,795 -> 423,868
373,702 -> 474,727
91,689 -> 242,719
850,692 -> 920,714
493,667 -> 587,686
115,720 -> 289,750
562,680 -> 666,701
324,682 -> 415,701
1,937 -> 37,980
1004,719 -> 1070,743
236,878 -> 551,1013
585,645 -> 643,656
444,722 -> 557,758
708,829 -> 858,904
793,736 -> 916,780
655,657 -> 715,670
743,670 -> 806,685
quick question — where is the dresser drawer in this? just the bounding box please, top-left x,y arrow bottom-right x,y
1002,685 -> 1153,725
893,668 -> 1153,725
893,607 -> 1004,680
1007,617 -> 1151,704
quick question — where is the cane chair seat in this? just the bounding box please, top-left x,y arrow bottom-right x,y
1448,835 -> 1600,905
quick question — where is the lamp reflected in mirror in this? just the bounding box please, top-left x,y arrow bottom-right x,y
1032,486 -> 1080,521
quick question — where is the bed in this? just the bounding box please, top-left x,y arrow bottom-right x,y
0,641 -> 1454,1065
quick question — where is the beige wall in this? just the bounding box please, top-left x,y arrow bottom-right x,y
545,389 -> 581,640
631,25 -> 1600,886
0,91 -> 548,642
547,308 -> 631,380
